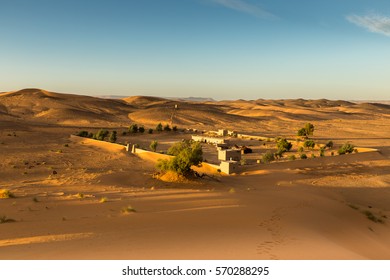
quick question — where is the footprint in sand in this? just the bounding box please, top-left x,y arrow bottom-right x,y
257,203 -> 310,259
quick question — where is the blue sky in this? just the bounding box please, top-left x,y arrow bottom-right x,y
1,0 -> 390,100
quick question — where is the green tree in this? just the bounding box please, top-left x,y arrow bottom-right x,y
94,129 -> 109,141
338,143 -> 355,155
129,124 -> 138,133
109,131 -> 117,143
297,123 -> 314,138
276,138 -> 292,154
148,128 -> 153,134
163,124 -> 171,131
325,140 -> 334,149
138,126 -> 145,133
157,140 -> 203,176
156,123 -> 163,132
76,131 -> 89,137
150,140 -> 158,152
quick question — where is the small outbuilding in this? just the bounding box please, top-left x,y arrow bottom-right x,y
218,149 -> 241,161
219,160 -> 239,174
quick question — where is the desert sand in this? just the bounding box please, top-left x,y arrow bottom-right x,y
1,88 -> 390,259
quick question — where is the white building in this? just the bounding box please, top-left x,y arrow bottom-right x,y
192,135 -> 228,145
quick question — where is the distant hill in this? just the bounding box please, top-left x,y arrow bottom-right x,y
98,95 -> 129,99
167,97 -> 216,102
98,95 -> 216,102
352,100 -> 390,105
1,89 -> 389,131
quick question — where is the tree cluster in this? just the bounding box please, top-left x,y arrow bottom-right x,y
157,140 -> 203,176
76,129 -> 117,143
127,123 -> 178,135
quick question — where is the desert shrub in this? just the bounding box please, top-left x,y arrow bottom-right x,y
297,123 -> 314,138
303,140 -> 315,149
262,151 -> 275,163
338,143 -> 355,155
276,138 -> 292,155
156,123 -> 163,132
0,189 -> 15,199
172,126 -> 178,132
109,131 -> 117,143
363,210 -> 384,224
349,204 -> 359,210
150,140 -> 158,152
148,128 -> 153,134
138,126 -> 145,133
129,124 -> 138,133
300,153 -> 307,159
297,128 -> 306,137
88,132 -> 93,138
320,147 -> 325,157
311,154 -> 316,158
122,131 -> 127,136
94,129 -> 109,140
0,216 -> 16,224
288,155 -> 296,161
274,149 -> 284,159
157,140 -> 202,176
325,140 -> 334,149
122,205 -> 136,213
76,193 -> 84,199
240,159 -> 246,166
163,124 -> 171,131
298,146 -> 304,153
76,131 -> 89,137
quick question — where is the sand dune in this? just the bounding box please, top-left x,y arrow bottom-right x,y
0,88 -> 390,259
0,88 -> 134,126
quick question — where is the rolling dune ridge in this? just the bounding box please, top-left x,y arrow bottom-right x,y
0,88 -> 389,259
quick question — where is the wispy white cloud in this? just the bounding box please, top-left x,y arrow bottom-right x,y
346,13 -> 390,37
212,0 -> 276,19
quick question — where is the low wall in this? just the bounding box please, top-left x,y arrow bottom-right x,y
132,147 -> 173,162
237,134 -> 274,141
